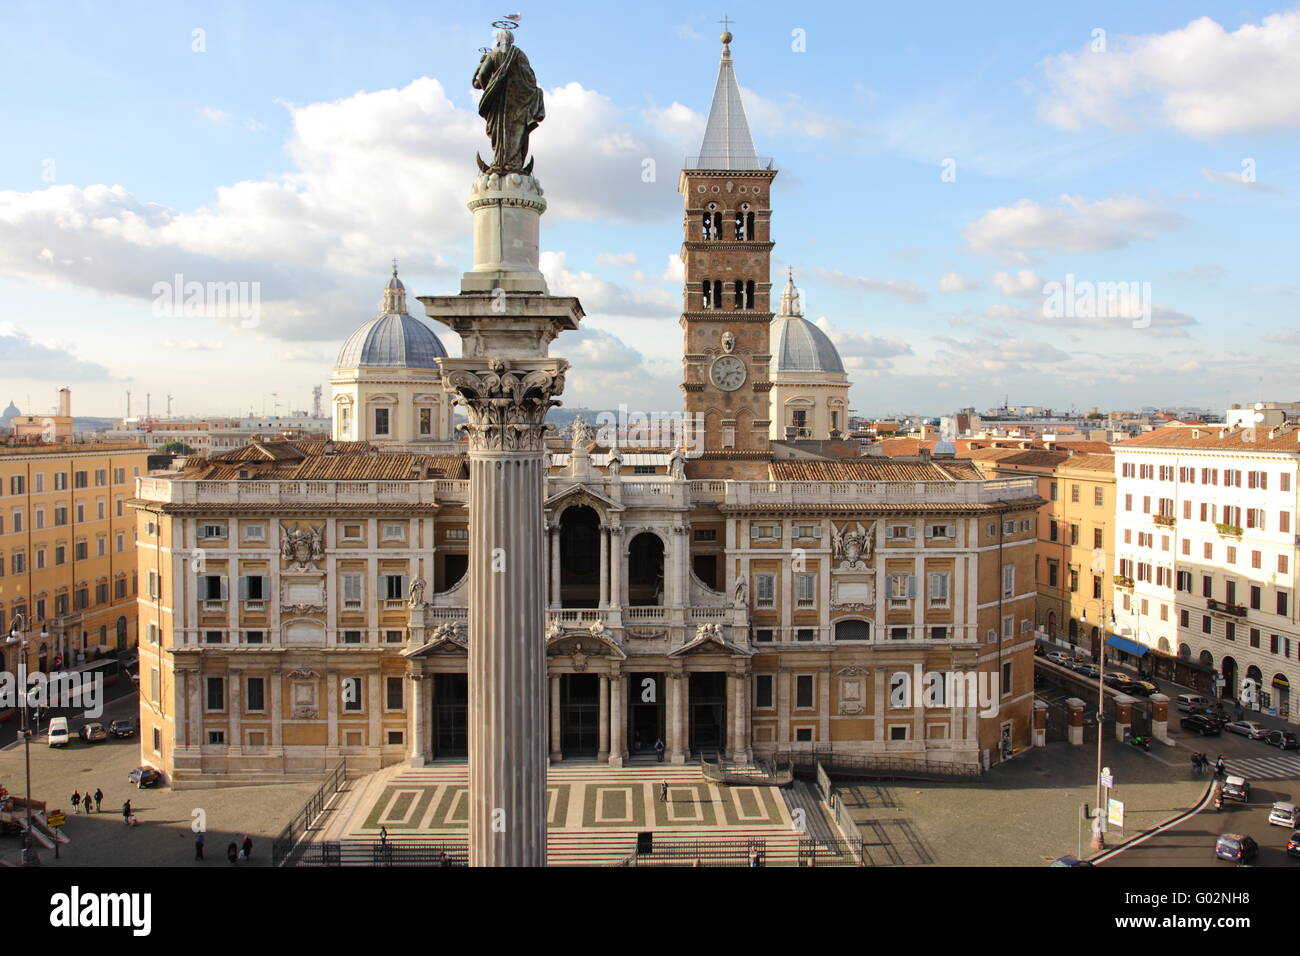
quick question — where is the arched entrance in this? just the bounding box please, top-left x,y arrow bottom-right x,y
37,644 -> 48,673
1245,665 -> 1263,708
688,672 -> 728,756
116,616 -> 128,651
559,506 -> 601,608
1221,656 -> 1238,699
627,532 -> 664,606
560,674 -> 600,757
1046,611 -> 1057,638
432,674 -> 468,758
1273,673 -> 1290,718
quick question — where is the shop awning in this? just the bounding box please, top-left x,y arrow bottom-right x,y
1106,634 -> 1149,657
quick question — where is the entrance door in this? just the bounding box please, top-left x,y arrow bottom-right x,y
688,672 -> 728,756
432,674 -> 468,758
627,672 -> 665,756
561,674 -> 600,757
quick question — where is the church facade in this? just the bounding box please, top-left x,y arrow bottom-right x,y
131,33 -> 1040,788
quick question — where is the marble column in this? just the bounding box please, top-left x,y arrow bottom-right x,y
549,674 -> 562,762
597,673 -> 610,761
599,527 -> 609,607
549,526 -> 560,607
608,667 -> 625,767
667,669 -> 686,763
409,673 -> 427,767
610,528 -> 624,608
420,167 -> 582,867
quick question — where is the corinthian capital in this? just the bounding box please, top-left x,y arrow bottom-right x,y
443,357 -> 568,453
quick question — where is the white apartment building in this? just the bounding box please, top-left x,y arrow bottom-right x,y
1114,422 -> 1300,719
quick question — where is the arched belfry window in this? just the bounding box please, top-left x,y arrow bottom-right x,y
734,211 -> 746,241
745,212 -> 755,240
733,280 -> 745,309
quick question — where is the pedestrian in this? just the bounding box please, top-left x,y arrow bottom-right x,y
1215,755 -> 1226,777
122,800 -> 131,825
227,840 -> 238,865
94,788 -> 103,812
1235,704 -> 1244,721
71,791 -> 81,814
655,738 -> 665,763
195,832 -> 205,861
1190,753 -> 1200,774
660,780 -> 668,803
380,826 -> 388,846
242,835 -> 253,860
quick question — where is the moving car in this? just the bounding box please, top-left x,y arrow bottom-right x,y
1287,830 -> 1300,859
1222,775 -> 1250,802
1264,730 -> 1298,750
1226,720 -> 1268,740
47,717 -> 69,748
1187,706 -> 1228,727
108,718 -> 136,738
1214,833 -> 1258,863
1117,680 -> 1158,696
1046,652 -> 1071,666
1268,802 -> 1299,828
1074,665 -> 1102,680
1181,714 -> 1222,736
1103,673 -> 1128,689
1176,693 -> 1211,712
128,767 -> 162,789
78,722 -> 107,743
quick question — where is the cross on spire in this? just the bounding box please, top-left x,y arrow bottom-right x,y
719,14 -> 733,30
392,257 -> 399,275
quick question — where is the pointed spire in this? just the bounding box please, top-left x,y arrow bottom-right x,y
692,25 -> 761,170
382,261 -> 407,314
779,268 -> 802,316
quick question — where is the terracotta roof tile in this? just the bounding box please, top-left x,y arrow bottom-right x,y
770,459 -> 983,482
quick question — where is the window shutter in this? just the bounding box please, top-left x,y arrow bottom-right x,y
907,575 -> 917,599
398,575 -> 408,600
238,576 -> 249,601
219,576 -> 229,600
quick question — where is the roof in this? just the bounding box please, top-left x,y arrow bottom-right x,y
770,459 -> 984,482
771,314 -> 844,374
336,312 -> 448,370
689,39 -> 763,170
1059,453 -> 1116,473
1117,424 -> 1300,453
179,439 -> 466,481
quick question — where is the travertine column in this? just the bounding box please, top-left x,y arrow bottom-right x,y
599,528 -> 609,607
608,667 -> 625,767
549,526 -> 560,607
409,673 -> 427,767
610,528 -> 624,608
597,674 -> 610,761
550,674 -> 562,761
666,670 -> 682,762
421,169 -> 582,867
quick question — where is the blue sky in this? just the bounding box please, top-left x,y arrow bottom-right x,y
1,0 -> 1298,420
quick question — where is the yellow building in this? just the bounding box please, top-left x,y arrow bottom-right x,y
966,449 -> 1116,657
0,442 -> 150,677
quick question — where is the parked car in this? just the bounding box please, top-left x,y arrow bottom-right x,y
1034,644 -> 1046,658
127,767 -> 162,789
1046,652 -> 1071,666
1187,706 -> 1228,727
1222,775 -> 1250,802
78,722 -> 107,743
1181,714 -> 1222,736
1074,665 -> 1102,680
1103,673 -> 1128,689
108,719 -> 136,739
1287,829 -> 1300,859
47,717 -> 69,748
1226,720 -> 1268,740
1268,802 -> 1299,828
1264,730 -> 1298,750
1176,693 -> 1211,712
1214,833 -> 1258,863
1049,855 -> 1091,867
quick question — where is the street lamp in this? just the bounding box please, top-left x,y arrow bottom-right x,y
5,612 -> 37,865
1081,601 -> 1116,851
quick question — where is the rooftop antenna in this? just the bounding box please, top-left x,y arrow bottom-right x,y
166,393 -> 173,417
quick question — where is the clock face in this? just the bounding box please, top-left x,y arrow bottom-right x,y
710,355 -> 747,391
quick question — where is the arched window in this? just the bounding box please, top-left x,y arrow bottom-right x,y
702,212 -> 713,240
745,212 -> 755,240
734,211 -> 746,241
834,619 -> 871,641
745,280 -> 755,309
733,280 -> 745,309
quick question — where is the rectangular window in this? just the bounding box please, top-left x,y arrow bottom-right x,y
385,629 -> 404,643
693,529 -> 717,542
386,676 -> 404,710
1002,564 -> 1014,598
382,522 -> 406,541
418,407 -> 432,436
342,677 -> 363,712
755,574 -> 776,608
206,677 -> 225,712
795,675 -> 814,709
246,678 -> 265,712
928,571 -> 950,608
245,631 -> 265,644
374,407 -> 390,436
754,629 -> 774,643
795,572 -> 816,608
755,675 -> 774,709
342,630 -> 363,644
343,573 -> 363,609
1278,591 -> 1290,617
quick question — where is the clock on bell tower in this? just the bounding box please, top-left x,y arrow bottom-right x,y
678,27 -> 776,480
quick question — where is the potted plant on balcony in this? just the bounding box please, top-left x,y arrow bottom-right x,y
1214,522 -> 1243,537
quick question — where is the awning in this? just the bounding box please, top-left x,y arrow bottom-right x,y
1106,634 -> 1149,657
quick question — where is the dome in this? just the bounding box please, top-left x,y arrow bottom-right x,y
335,266 -> 448,370
770,272 -> 844,374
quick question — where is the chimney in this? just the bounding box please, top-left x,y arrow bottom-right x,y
57,387 -> 71,418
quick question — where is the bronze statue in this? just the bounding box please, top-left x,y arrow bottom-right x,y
473,28 -> 545,174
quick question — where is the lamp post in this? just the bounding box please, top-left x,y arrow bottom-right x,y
6,612 -> 38,865
1081,601 -> 1116,851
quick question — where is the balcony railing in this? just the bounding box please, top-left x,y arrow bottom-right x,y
1206,599 -> 1247,618
1153,514 -> 1175,527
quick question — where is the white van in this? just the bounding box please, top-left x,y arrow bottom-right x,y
1176,693 -> 1210,712
47,717 -> 69,748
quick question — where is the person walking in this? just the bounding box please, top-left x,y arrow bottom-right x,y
660,780 -> 668,803
227,840 -> 239,865
1190,753 -> 1200,774
194,832 -> 205,861
654,738 -> 665,763
1215,755 -> 1226,778
94,788 -> 103,812
122,800 -> 132,825
242,835 -> 253,860
71,791 -> 81,814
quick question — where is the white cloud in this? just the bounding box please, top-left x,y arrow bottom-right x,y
930,335 -> 1071,379
990,269 -> 1043,297
1201,168 -> 1282,194
0,324 -> 115,380
163,338 -> 224,351
938,271 -> 979,292
594,252 -> 638,267
963,195 -> 1184,258
1037,11 -> 1300,138
813,267 -> 926,304
540,251 -> 675,317
813,317 -> 913,371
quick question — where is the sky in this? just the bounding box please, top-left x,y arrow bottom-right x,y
1,0 -> 1298,421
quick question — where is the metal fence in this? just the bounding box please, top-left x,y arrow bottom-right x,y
776,749 -> 981,781
286,839 -> 469,867
797,839 -> 867,867
628,838 -> 768,867
271,761 -> 347,866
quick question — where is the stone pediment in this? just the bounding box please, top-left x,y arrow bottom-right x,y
402,621 -> 468,658
669,623 -> 751,658
545,627 -> 626,661
544,483 -> 624,520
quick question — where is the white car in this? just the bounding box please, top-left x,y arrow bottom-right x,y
1046,652 -> 1071,666
1268,801 -> 1298,828
1226,720 -> 1268,739
47,717 -> 69,748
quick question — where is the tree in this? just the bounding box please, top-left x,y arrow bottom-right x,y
158,441 -> 196,455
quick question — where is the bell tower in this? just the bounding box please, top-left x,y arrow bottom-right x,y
679,26 -> 776,479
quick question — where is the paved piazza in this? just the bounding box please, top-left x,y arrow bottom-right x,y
320,764 -> 798,863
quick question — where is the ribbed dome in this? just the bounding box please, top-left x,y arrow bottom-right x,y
770,271 -> 845,374
335,266 -> 447,370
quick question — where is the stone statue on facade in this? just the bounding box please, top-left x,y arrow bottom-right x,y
408,577 -> 427,608
571,415 -> 592,453
734,575 -> 748,606
472,27 -> 545,174
668,447 -> 686,479
831,521 -> 874,570
280,524 -> 325,571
